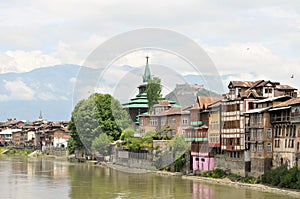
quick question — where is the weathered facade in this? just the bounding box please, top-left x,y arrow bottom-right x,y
270,98 -> 300,169
185,96 -> 220,172
139,100 -> 189,137
217,80 -> 297,176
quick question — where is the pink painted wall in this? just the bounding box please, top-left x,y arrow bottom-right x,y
192,156 -> 214,171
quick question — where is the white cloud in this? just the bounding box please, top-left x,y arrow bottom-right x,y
205,43 -> 300,90
0,80 -> 35,101
0,0 -> 300,93
0,50 -> 61,73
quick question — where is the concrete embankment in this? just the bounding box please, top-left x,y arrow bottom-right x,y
182,175 -> 300,198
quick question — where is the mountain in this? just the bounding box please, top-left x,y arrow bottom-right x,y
0,64 -> 81,121
165,83 -> 220,108
0,64 -> 222,122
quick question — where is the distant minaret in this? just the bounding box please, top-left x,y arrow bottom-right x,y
142,55 -> 152,83
38,110 -> 43,121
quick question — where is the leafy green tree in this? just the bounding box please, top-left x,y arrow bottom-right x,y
168,134 -> 189,155
120,128 -> 135,141
145,77 -> 162,111
67,101 -> 85,154
92,133 -> 113,156
68,93 -> 130,154
128,137 -> 142,151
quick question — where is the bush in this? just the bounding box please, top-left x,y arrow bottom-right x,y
262,166 -> 300,189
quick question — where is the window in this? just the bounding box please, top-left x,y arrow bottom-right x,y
275,139 -> 280,148
257,129 -> 262,140
289,139 -> 294,148
251,129 -> 256,139
182,117 -> 188,125
141,119 -> 144,126
264,88 -> 272,94
267,128 -> 272,138
251,144 -> 256,152
257,114 -> 262,124
267,143 -> 272,153
250,115 -> 256,125
257,144 -> 263,153
150,119 -> 158,126
172,118 -> 176,124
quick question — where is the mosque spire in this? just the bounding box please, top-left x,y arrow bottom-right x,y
38,110 -> 43,121
142,55 -> 151,83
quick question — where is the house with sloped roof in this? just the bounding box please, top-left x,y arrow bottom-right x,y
269,97 -> 300,169
217,80 -> 297,177
139,100 -> 189,138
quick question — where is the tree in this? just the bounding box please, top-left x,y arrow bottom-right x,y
167,134 -> 189,158
68,93 -> 130,154
92,133 -> 113,156
145,77 -> 162,111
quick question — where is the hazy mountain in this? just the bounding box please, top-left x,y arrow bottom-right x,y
0,64 -> 81,121
165,83 -> 220,108
0,64 -> 222,122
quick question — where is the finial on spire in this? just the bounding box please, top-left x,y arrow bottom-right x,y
143,55 -> 151,83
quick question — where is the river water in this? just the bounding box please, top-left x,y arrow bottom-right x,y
0,156 -> 296,199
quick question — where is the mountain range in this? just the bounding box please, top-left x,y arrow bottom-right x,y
0,64 -> 222,122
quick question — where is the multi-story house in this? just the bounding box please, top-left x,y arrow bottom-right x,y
244,95 -> 291,177
269,98 -> 300,169
139,100 -> 189,137
217,80 -> 296,176
185,96 -> 220,172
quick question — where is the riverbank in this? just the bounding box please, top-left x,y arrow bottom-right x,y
103,162 -> 300,198
183,175 -> 300,198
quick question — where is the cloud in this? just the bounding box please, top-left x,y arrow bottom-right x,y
205,43 -> 300,90
0,0 -> 299,93
0,80 -> 35,101
0,50 -> 61,73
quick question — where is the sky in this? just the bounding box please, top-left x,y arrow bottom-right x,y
1,0 -> 300,98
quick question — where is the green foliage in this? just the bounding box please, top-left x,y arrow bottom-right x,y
127,137 -> 142,151
163,153 -> 186,172
6,149 -> 34,156
92,133 -> 113,156
67,115 -> 84,154
262,166 -> 288,186
262,166 -> 300,189
68,93 -> 130,154
167,134 -> 189,158
142,130 -> 156,144
174,154 -> 186,172
145,77 -> 162,110
120,128 -> 135,141
202,168 -> 227,179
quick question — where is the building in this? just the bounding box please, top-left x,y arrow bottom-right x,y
217,80 -> 297,176
139,100 -> 188,137
269,97 -> 300,169
244,95 -> 291,177
185,96 -> 220,172
122,56 -> 152,124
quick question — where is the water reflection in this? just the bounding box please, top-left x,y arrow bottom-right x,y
0,157 -> 297,199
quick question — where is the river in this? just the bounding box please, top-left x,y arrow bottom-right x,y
0,156 -> 296,199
